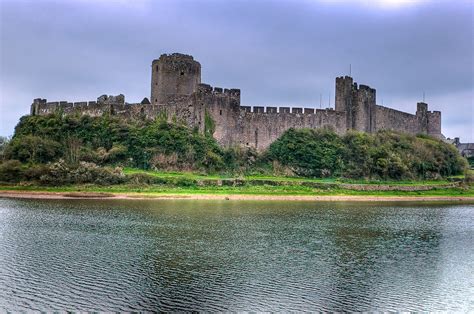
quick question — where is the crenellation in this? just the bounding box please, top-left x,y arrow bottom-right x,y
29,53 -> 444,150
198,83 -> 212,93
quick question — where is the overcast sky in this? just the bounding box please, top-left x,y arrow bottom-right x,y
1,0 -> 472,141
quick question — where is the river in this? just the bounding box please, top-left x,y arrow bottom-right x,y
0,198 -> 472,311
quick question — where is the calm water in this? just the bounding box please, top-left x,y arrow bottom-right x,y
0,198 -> 473,311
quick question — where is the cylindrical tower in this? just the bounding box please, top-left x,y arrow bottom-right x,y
151,53 -> 201,105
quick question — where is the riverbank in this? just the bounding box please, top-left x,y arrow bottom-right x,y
1,186 -> 474,202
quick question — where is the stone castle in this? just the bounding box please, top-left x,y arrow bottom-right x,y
31,53 -> 443,150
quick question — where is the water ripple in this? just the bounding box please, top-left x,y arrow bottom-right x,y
0,198 -> 473,311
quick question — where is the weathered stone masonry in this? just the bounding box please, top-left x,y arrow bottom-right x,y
30,53 -> 443,150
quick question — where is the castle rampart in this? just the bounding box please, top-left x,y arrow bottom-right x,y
30,53 -> 444,150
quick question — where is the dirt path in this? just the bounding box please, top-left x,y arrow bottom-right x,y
1,190 -> 474,202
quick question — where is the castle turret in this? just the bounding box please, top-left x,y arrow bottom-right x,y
416,102 -> 428,133
335,76 -> 353,114
353,84 -> 376,133
151,53 -> 201,105
335,76 -> 376,132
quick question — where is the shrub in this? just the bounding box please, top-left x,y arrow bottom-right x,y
269,128 -> 343,177
5,135 -> 61,164
0,136 -> 10,161
0,160 -> 24,182
38,160 -> 125,185
269,128 -> 467,180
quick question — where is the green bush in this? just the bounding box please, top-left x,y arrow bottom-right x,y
269,129 -> 467,180
0,160 -> 24,182
268,128 -> 343,177
8,114 -> 224,171
468,156 -> 474,168
0,136 -> 10,161
38,160 -> 125,186
5,135 -> 61,164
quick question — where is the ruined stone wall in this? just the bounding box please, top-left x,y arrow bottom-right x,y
374,105 -> 421,134
372,103 -> 442,138
181,83 -> 347,149
30,95 -> 162,120
235,107 -> 346,150
335,76 -> 442,138
194,84 -> 241,146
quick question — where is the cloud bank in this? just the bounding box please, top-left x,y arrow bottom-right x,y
1,0 -> 472,141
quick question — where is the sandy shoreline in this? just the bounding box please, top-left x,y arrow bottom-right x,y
1,190 -> 474,202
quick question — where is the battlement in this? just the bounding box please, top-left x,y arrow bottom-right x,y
196,83 -> 241,99
31,94 -> 134,116
239,105 -> 335,115
153,53 -> 195,63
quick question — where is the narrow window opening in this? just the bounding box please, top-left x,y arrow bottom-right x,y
219,110 -> 222,115
156,66 -> 159,72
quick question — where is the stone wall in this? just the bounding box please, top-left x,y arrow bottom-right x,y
31,95 -> 162,120
185,83 -> 346,149
234,108 -> 346,149
374,105 -> 421,134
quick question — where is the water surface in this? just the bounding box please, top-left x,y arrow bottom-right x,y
0,198 -> 473,311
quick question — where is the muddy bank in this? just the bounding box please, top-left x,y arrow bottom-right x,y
1,190 -> 473,202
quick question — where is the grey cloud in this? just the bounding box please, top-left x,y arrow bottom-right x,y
1,0 -> 472,141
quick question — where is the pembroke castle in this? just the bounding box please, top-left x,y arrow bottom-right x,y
30,53 -> 443,150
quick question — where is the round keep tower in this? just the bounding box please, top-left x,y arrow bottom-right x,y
151,53 -> 201,105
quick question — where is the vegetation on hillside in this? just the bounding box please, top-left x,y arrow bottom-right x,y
269,128 -> 467,180
0,113 -> 469,186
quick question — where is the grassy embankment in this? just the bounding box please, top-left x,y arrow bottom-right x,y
1,168 -> 473,198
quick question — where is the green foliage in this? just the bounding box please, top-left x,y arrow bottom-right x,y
467,156 -> 474,168
0,136 -> 10,161
0,160 -> 24,182
268,128 -> 343,177
6,135 -> 61,163
36,160 -> 125,186
204,109 -> 216,136
7,113 -> 224,172
269,129 -> 467,180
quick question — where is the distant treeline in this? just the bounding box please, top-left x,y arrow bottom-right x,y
0,113 -> 468,183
